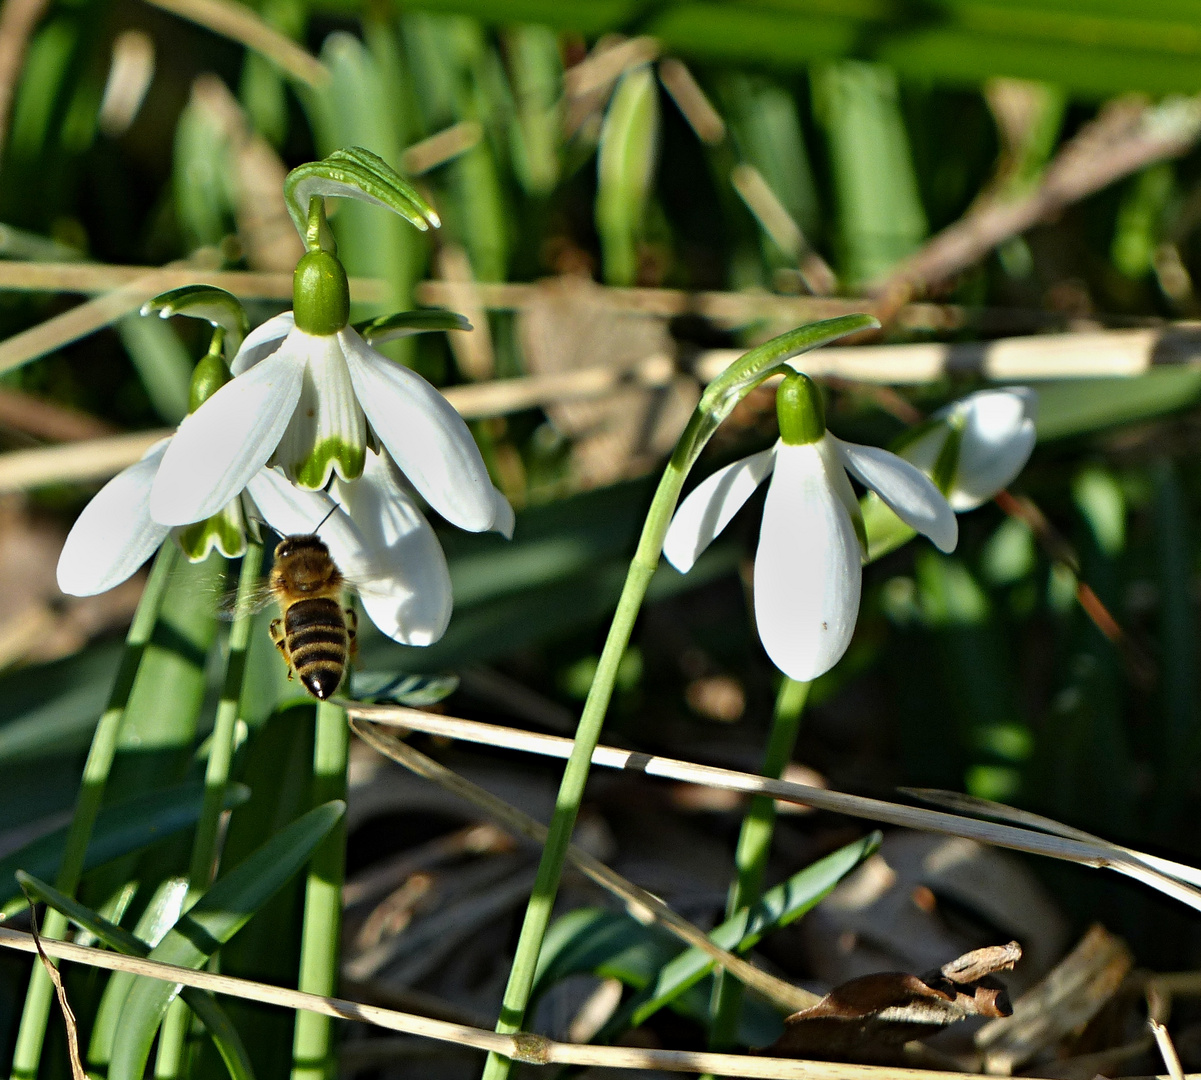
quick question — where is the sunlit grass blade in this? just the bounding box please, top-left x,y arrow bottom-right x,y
628,832 -> 880,1028
109,800 -> 345,1080
18,872 -> 257,1080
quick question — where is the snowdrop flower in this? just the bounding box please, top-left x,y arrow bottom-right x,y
146,249 -> 513,541
897,387 -> 1037,510
664,373 -> 957,681
56,445 -> 455,647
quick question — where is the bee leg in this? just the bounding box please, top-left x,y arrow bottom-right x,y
346,609 -> 358,663
269,619 -> 293,679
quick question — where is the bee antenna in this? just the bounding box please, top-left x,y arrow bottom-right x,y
314,502 -> 342,533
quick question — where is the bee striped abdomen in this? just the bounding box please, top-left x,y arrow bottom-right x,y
284,596 -> 348,700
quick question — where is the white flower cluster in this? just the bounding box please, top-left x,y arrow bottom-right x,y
57,311 -> 513,648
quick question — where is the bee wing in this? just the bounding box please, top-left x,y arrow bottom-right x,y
216,581 -> 279,620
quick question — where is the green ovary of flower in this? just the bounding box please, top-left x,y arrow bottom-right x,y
293,250 -> 350,334
290,437 -> 366,490
776,372 -> 826,446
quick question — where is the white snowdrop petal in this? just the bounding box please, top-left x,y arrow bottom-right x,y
950,388 -> 1038,510
244,466 -> 341,539
489,486 -> 515,539
834,437 -> 957,553
57,442 -> 171,596
341,327 -> 497,532
753,442 -> 862,681
273,331 -> 366,489
331,454 -> 453,646
231,312 -> 295,376
150,344 -> 305,526
663,447 -> 776,573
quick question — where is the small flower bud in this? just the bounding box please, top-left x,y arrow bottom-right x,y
188,331 -> 232,413
776,372 -> 826,446
293,250 -> 350,335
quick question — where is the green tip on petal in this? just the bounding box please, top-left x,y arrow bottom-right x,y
290,438 -> 365,489
177,504 -> 247,562
294,250 -> 350,335
776,373 -> 826,445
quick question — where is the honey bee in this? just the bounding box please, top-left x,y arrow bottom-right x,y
267,533 -> 357,700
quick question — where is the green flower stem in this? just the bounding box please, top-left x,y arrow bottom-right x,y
154,542 -> 264,1080
480,317 -> 877,1080
482,413 -> 706,1080
290,698 -> 350,1080
9,544 -> 179,1080
708,677 -> 810,1051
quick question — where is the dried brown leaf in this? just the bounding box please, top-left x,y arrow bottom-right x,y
769,945 -> 1018,1065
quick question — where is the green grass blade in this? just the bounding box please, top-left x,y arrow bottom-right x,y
19,873 -> 256,1080
0,782 -> 250,912
108,801 -> 344,1080
630,832 -> 880,1026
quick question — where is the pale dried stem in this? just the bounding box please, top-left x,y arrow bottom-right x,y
346,707 -> 1201,912
402,121 -> 483,175
0,429 -> 169,493
0,260 -> 388,301
1152,1020 -> 1187,1080
4,318 -> 1201,492
141,0 -> 328,86
350,720 -> 819,1013
7,925 -> 1191,1080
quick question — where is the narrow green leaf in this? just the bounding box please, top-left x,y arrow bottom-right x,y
354,308 -> 471,344
20,873 -> 256,1080
89,877 -> 189,1071
0,782 -> 250,911
109,801 -> 344,1080
629,832 -> 880,1024
596,64 -> 658,286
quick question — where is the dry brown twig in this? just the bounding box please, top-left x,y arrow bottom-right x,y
140,0 -> 328,86
876,94 -> 1201,314
24,892 -> 86,1080
0,924 -> 1194,1080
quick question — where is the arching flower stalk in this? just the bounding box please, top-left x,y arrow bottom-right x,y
664,372 -> 958,680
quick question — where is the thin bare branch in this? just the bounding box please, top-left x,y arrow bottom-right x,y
402,121 -> 483,175
0,260 -> 390,301
0,429 -> 169,492
140,0 -> 329,86
5,924 -> 1186,1080
876,95 -> 1201,311
346,707 -> 1201,913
